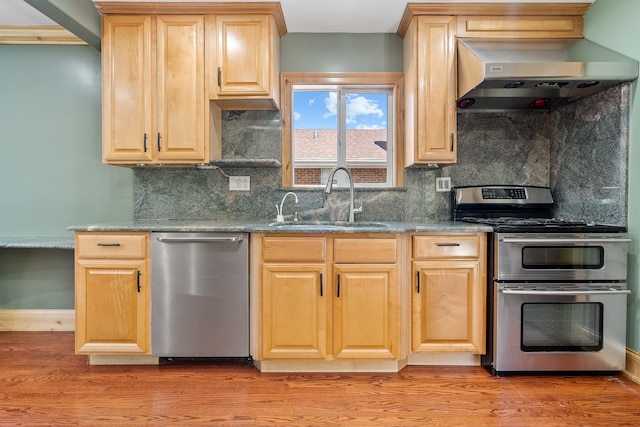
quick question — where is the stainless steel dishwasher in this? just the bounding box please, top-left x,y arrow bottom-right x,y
151,232 -> 249,358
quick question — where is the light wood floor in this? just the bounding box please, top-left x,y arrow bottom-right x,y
3,332 -> 640,426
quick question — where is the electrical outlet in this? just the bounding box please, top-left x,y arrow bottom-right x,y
436,177 -> 452,192
229,176 -> 250,191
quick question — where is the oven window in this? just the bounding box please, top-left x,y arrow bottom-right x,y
520,302 -> 603,352
522,246 -> 604,269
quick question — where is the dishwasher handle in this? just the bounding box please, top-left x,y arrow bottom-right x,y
156,236 -> 244,243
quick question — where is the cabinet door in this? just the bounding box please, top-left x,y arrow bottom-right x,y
215,15 -> 272,97
405,15 -> 457,165
412,260 -> 485,353
75,260 -> 149,354
155,15 -> 206,162
333,264 -> 398,359
102,15 -> 154,163
261,264 -> 327,359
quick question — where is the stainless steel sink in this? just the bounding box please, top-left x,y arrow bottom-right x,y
268,221 -> 390,230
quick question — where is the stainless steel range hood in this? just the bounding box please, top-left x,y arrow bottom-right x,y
457,38 -> 639,112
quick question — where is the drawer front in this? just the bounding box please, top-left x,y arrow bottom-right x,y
457,15 -> 583,38
76,233 -> 148,259
262,236 -> 326,263
333,238 -> 397,263
413,235 -> 480,259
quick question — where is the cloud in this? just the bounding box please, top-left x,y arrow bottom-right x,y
346,95 -> 384,122
321,93 -> 386,128
293,111 -> 301,121
323,92 -> 337,118
308,98 -> 315,106
354,124 -> 385,130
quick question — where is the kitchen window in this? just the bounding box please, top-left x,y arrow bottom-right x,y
281,73 -> 404,188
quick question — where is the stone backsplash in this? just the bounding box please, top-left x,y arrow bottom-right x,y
134,84 -> 629,225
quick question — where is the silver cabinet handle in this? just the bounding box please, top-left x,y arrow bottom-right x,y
436,243 -> 460,247
97,243 -> 121,247
502,238 -> 631,244
156,237 -> 243,243
501,289 -> 631,296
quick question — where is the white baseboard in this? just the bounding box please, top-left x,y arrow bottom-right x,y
0,309 -> 75,331
625,348 -> 640,385
89,354 -> 159,365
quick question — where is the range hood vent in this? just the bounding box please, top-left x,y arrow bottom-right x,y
457,38 -> 639,112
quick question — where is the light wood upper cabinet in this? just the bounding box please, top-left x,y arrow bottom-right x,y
456,15 -> 584,39
75,232 -> 150,354
403,16 -> 457,166
102,14 -> 207,165
155,15 -> 207,163
101,15 -> 153,164
411,234 -> 486,354
208,14 -> 280,110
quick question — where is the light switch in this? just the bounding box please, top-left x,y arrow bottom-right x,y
436,177 -> 451,192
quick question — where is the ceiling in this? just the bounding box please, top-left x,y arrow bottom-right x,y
0,0 -> 596,34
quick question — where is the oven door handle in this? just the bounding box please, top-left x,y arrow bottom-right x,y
500,289 -> 631,296
501,238 -> 631,244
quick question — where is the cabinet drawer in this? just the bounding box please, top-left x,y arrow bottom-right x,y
76,233 -> 148,259
413,235 -> 480,259
262,236 -> 326,263
333,238 -> 397,263
456,15 -> 583,38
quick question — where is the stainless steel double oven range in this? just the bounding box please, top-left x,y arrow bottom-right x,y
453,185 -> 630,376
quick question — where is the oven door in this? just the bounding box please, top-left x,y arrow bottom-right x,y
493,283 -> 630,374
496,233 -> 630,281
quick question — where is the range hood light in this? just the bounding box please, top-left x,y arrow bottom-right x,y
457,98 -> 476,109
535,82 -> 569,88
577,81 -> 600,88
529,98 -> 551,109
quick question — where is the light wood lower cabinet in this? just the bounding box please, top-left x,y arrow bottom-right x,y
332,264 -> 398,359
261,264 -> 328,359
259,235 -> 400,361
411,233 -> 487,354
74,232 -> 150,354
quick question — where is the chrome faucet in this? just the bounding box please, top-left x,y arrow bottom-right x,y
276,192 -> 298,222
324,166 -> 362,223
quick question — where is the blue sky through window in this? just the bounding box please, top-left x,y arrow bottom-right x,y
293,91 -> 388,130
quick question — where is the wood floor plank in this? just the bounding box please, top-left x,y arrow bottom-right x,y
2,332 -> 640,425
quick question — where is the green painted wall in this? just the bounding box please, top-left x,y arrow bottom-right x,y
0,45 -> 133,309
281,33 -> 403,72
584,0 -> 640,351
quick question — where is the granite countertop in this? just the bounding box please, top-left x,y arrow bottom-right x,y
0,221 -> 490,250
0,236 -> 75,249
67,220 -> 492,234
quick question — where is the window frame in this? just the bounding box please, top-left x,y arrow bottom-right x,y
280,72 -> 404,188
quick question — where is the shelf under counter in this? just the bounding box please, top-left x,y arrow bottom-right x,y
206,159 -> 281,168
